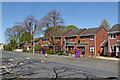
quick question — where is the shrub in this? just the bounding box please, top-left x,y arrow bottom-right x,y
23,47 -> 27,52
61,50 -> 65,55
35,45 -> 43,51
46,50 -> 56,55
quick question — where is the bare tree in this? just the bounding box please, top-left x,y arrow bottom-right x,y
44,25 -> 65,38
5,24 -> 25,49
40,10 -> 64,52
100,19 -> 110,31
23,15 -> 42,42
13,24 -> 25,48
5,27 -> 17,43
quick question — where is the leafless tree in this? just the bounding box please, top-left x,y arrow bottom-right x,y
40,10 -> 64,52
100,19 -> 110,31
5,24 -> 25,48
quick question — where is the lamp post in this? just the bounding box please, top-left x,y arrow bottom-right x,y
28,19 -> 35,55
33,22 -> 35,55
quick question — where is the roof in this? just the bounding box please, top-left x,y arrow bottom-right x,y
77,42 -> 88,47
66,42 -> 77,46
101,40 -> 108,47
34,37 -> 44,42
108,24 -> 120,32
55,30 -> 72,37
80,27 -> 103,36
35,37 -> 50,42
65,29 -> 85,37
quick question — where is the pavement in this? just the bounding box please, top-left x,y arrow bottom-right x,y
1,51 -> 119,79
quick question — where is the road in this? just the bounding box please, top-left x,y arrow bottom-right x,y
1,51 -> 119,79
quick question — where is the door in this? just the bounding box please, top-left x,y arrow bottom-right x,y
104,47 -> 108,56
82,47 -> 85,55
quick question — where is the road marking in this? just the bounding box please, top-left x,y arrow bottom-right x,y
9,59 -> 14,61
41,61 -> 45,63
26,57 -> 30,59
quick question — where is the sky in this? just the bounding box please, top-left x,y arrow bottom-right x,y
2,2 -> 118,44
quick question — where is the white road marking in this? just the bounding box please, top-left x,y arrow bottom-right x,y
26,57 -> 30,59
41,61 -> 45,63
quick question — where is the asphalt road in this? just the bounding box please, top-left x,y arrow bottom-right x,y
1,51 -> 119,79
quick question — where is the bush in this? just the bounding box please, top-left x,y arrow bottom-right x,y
4,45 -> 10,51
61,50 -> 65,55
23,47 -> 27,52
46,50 -> 56,55
35,45 -> 43,51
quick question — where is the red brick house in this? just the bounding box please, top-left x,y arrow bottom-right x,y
34,37 -> 49,50
108,24 -> 120,57
49,30 -> 72,52
78,27 -> 108,56
64,29 -> 86,54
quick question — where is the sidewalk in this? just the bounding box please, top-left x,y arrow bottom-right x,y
95,56 -> 119,61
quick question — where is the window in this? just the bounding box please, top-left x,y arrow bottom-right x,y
58,37 -> 61,41
110,45 -> 115,52
83,37 -> 85,41
90,46 -> 94,53
90,36 -> 94,41
110,34 -> 116,39
78,40 -> 80,43
66,38 -> 69,43
82,47 -> 85,52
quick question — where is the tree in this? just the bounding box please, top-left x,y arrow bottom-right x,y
100,19 -> 110,31
19,31 -> 31,43
4,40 -> 17,51
65,25 -> 79,31
40,10 -> 64,52
5,25 -> 25,49
44,25 -> 65,38
23,15 -> 42,44
5,27 -> 17,42
13,25 -> 25,48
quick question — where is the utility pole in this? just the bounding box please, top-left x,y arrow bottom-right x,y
28,19 -> 35,55
33,23 -> 35,55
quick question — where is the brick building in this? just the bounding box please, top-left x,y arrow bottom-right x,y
78,27 -> 108,56
64,29 -> 86,54
108,24 -> 120,57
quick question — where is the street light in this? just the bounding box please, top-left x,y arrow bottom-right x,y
33,23 -> 35,55
28,19 -> 35,55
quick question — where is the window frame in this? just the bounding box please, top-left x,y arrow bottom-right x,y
83,37 -> 85,41
110,45 -> 115,52
110,34 -> 116,39
90,46 -> 94,53
90,36 -> 94,41
66,38 -> 69,43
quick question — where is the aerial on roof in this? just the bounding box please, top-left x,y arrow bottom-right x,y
65,29 -> 86,37
108,24 -> 120,32
80,27 -> 103,36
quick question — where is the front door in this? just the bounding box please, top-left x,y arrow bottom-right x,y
82,47 -> 85,55
104,47 -> 108,56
